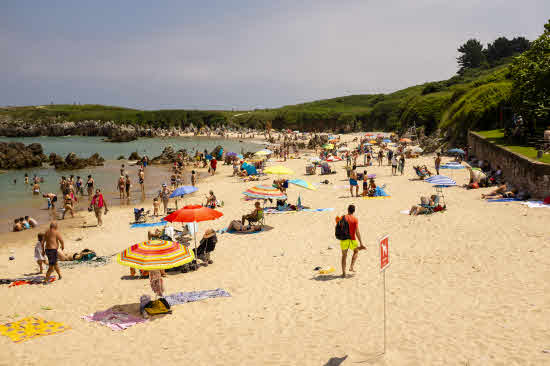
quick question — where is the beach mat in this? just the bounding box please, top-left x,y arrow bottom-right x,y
130,221 -> 167,229
58,256 -> 111,269
8,276 -> 55,287
486,198 -> 521,202
165,288 -> 231,306
264,208 -> 334,214
0,317 -> 70,343
363,196 -> 391,200
218,226 -> 273,235
519,201 -> 550,208
82,309 -> 147,331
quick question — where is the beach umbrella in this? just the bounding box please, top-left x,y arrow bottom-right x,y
226,152 -> 238,157
367,174 -> 376,178
243,185 -> 287,200
288,179 -> 317,191
164,205 -> 223,224
369,140 -> 377,144
363,142 -> 372,146
264,165 -> 294,175
236,154 -> 244,159
399,138 -> 412,143
365,133 -> 374,136
322,143 -> 334,150
424,175 -> 456,186
255,149 -> 272,156
337,146 -> 350,152
448,148 -> 465,155
116,240 -> 195,271
205,154 -> 213,160
377,134 -> 384,137
164,205 -> 224,253
309,157 -> 322,163
382,139 -> 392,143
412,146 -> 423,153
169,186 -> 198,198
326,156 -> 342,162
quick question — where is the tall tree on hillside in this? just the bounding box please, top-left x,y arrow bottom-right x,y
485,36 -> 530,64
509,19 -> 550,131
457,39 -> 485,74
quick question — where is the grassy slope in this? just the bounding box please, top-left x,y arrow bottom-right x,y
476,129 -> 550,164
0,59 -> 514,134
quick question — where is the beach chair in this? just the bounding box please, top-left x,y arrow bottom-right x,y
413,166 -> 431,180
419,195 -> 445,214
305,165 -> 316,175
247,209 -> 265,227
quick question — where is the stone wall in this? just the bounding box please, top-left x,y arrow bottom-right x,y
468,132 -> 550,198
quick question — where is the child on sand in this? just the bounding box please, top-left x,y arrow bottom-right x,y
153,198 -> 160,216
191,170 -> 197,187
34,233 -> 46,273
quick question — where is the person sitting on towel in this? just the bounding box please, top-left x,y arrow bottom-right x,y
227,220 -> 262,233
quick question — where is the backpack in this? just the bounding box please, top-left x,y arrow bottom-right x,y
335,216 -> 350,240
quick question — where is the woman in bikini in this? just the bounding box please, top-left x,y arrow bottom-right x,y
117,176 -> 126,199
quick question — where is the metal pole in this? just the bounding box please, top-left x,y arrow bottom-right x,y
383,269 -> 386,355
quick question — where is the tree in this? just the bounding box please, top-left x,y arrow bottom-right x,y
485,37 -> 530,64
457,39 -> 485,73
509,19 -> 550,131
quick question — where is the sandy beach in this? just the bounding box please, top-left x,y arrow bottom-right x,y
1,133 -> 549,366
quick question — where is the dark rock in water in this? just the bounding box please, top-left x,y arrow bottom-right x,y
0,142 -> 47,169
49,152 -> 105,170
117,155 -> 125,160
104,133 -> 137,143
128,151 -> 141,161
151,146 -> 177,164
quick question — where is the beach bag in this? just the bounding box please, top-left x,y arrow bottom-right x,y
144,298 -> 172,315
335,216 -> 350,240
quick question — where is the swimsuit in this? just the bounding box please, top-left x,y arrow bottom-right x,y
45,249 -> 58,265
349,178 -> 358,186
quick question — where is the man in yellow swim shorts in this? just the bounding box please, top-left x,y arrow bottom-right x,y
338,204 -> 366,278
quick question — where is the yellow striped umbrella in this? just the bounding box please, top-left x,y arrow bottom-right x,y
116,240 -> 194,271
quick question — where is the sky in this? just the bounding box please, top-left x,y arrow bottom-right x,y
1,0 -> 549,110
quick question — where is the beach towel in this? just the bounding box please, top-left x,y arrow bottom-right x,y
264,208 -> 334,214
218,228 -> 265,235
0,317 -> 70,343
363,196 -> 391,200
8,277 -> 55,287
519,201 -> 550,208
486,198 -> 521,202
130,221 -> 167,229
82,309 -> 147,331
165,288 -> 231,306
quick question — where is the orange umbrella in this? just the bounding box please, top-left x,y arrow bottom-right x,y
164,205 -> 223,223
163,205 -> 223,256
400,138 -> 412,143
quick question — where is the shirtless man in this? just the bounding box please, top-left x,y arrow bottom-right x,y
42,222 -> 65,281
43,193 -> 58,211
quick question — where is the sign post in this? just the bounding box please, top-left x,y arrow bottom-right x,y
379,234 -> 390,354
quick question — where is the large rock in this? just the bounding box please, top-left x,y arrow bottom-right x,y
0,142 -> 47,169
49,152 -> 105,170
151,146 -> 177,164
128,151 -> 141,160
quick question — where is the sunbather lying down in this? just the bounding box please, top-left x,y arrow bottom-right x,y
481,184 -> 518,199
227,220 -> 262,233
57,249 -> 96,261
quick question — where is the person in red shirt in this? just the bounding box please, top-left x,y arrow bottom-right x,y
210,158 -> 217,175
337,204 -> 366,277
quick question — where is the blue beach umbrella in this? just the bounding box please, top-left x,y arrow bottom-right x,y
205,154 -> 213,160
236,154 -> 244,159
382,139 -> 392,143
170,186 -> 199,198
447,148 -> 465,155
288,179 -> 317,191
424,175 -> 456,187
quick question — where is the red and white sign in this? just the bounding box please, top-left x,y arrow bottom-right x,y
380,235 -> 389,271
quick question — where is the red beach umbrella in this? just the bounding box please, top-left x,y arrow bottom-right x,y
163,205 -> 223,223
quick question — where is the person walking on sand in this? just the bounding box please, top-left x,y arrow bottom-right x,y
159,184 -> 171,214
377,149 -> 383,166
399,154 -> 405,175
435,152 -> 441,175
139,168 -> 145,194
117,175 -> 126,200
349,166 -> 359,197
337,204 -> 366,278
86,175 -> 95,198
125,174 -> 131,199
41,222 -> 65,281
34,232 -> 47,273
391,154 -> 398,175
90,189 -> 108,226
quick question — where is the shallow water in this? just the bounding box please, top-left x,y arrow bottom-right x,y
0,136 -> 261,232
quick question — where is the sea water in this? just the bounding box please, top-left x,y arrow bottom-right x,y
0,136 -> 261,232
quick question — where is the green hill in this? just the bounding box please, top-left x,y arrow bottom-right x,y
0,61 -> 514,140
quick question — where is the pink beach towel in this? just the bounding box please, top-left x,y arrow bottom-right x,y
82,309 -> 147,331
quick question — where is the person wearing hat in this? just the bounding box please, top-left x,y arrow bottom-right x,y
158,184 -> 171,214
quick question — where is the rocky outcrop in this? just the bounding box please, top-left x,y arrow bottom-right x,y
128,151 -> 141,160
151,146 -> 177,165
0,142 -> 48,169
49,152 -> 105,170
